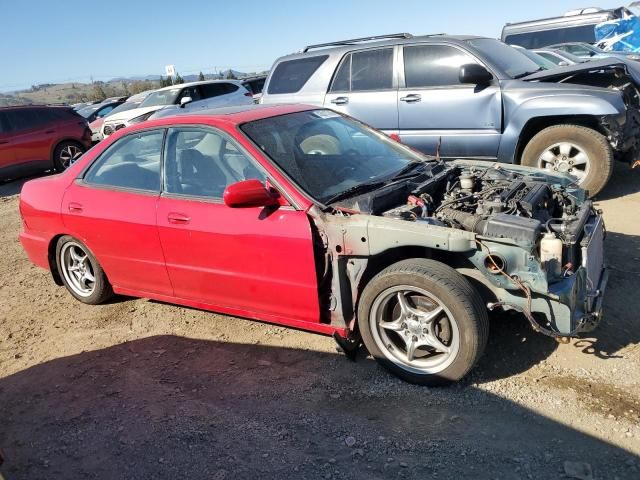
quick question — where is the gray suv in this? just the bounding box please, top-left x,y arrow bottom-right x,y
261,33 -> 640,196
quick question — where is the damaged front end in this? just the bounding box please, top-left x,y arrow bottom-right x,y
311,161 -> 608,339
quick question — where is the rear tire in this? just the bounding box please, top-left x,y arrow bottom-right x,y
55,235 -> 113,304
53,141 -> 85,172
520,124 -> 613,197
357,259 -> 489,386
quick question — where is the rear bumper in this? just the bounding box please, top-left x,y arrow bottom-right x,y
19,230 -> 50,270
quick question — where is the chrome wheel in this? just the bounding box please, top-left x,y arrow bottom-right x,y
60,242 -> 96,297
537,142 -> 590,183
58,144 -> 83,169
369,285 -> 460,375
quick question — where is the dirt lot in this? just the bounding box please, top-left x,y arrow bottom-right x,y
1,166 -> 640,479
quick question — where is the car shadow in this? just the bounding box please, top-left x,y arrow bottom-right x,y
595,162 -> 640,201
0,336 -> 637,480
0,173 -> 52,198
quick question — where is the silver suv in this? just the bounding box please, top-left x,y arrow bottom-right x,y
261,33 -> 640,196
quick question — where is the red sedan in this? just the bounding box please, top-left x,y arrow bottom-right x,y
19,104 -> 606,385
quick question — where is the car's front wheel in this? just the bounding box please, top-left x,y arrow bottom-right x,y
55,235 -> 113,304
53,141 -> 85,171
358,259 -> 488,386
520,124 -> 613,197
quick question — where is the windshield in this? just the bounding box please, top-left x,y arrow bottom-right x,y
77,106 -> 99,118
106,102 -> 139,118
517,49 -> 558,70
466,38 -> 541,78
139,88 -> 181,108
241,110 -> 428,204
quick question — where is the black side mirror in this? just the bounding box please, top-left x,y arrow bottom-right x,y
459,64 -> 493,84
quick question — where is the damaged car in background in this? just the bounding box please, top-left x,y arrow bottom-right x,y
18,105 -> 607,385
261,34 -> 640,196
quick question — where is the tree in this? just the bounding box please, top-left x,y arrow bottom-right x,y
91,83 -> 107,101
198,71 -> 206,81
122,81 -> 130,96
225,70 -> 237,80
173,72 -> 184,85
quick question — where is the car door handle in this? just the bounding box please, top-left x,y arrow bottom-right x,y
68,202 -> 83,213
167,213 -> 191,224
400,94 -> 422,103
330,96 -> 349,105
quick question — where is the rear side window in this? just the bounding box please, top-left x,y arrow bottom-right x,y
0,113 -> 8,133
267,55 -> 328,94
403,45 -> 478,88
84,130 -> 163,192
3,109 -> 50,132
330,48 -> 394,92
200,82 -> 239,98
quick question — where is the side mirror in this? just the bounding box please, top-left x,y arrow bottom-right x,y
179,96 -> 193,108
223,179 -> 281,208
459,64 -> 493,84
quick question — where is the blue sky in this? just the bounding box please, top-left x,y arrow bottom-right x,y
0,0 -> 623,92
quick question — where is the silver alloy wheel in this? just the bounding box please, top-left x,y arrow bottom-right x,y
60,242 -> 96,297
369,285 -> 460,375
537,141 -> 590,183
58,144 -> 83,169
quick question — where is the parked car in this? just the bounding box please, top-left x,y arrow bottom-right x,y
261,33 -> 640,196
101,80 -> 253,137
511,45 -> 560,69
18,104 -> 607,385
240,75 -> 268,102
532,48 -> 585,66
502,7 -> 630,48
89,90 -> 155,143
548,41 -> 640,61
0,105 -> 92,180
80,100 -> 126,142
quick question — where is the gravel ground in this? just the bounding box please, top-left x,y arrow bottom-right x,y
1,165 -> 640,479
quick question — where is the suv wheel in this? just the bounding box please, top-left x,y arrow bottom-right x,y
53,141 -> 85,171
357,259 -> 488,386
521,124 -> 613,197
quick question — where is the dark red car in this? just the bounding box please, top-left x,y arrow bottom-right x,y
0,105 -> 92,180
19,104 -> 607,385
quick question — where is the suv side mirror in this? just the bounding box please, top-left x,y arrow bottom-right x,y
223,179 -> 281,208
179,96 -> 193,108
459,64 -> 493,84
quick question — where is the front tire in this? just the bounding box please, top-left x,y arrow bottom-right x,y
53,141 -> 85,171
358,259 -> 489,386
55,235 -> 113,304
520,124 -> 613,197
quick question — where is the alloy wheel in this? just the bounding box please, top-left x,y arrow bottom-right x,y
60,242 -> 96,297
537,141 -> 590,183
58,144 -> 83,169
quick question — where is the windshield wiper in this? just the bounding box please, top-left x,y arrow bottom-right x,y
322,180 -> 387,205
387,160 -> 428,181
513,68 -> 543,79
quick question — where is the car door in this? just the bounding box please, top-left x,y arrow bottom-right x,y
397,44 -> 502,158
3,108 -> 52,165
0,112 -> 15,170
323,47 -> 399,132
156,126 -> 320,323
61,129 -> 174,296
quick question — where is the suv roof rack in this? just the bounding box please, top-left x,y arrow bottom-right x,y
302,33 -> 413,52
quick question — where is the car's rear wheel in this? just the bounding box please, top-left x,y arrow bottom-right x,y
520,124 -> 613,197
56,236 -> 113,304
53,141 -> 85,171
358,259 -> 488,386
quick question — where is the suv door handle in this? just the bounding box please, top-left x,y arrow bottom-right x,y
400,94 -> 422,103
167,212 -> 191,224
330,96 -> 349,105
68,202 -> 83,213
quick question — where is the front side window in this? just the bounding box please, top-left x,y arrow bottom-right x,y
267,55 -> 328,94
241,109 -> 426,203
163,127 -> 265,198
84,130 -> 163,191
403,45 -> 478,88
139,89 -> 181,108
465,38 -> 540,78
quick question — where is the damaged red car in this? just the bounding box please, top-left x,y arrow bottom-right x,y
19,104 -> 607,385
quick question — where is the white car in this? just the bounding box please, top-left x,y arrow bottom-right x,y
101,80 -> 253,138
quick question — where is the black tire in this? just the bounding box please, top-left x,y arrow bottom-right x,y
520,124 -> 613,197
55,235 -> 113,304
357,259 -> 488,386
53,141 -> 85,172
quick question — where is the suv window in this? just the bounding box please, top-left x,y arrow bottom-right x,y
178,86 -> 202,103
200,82 -> 238,98
503,25 -> 597,49
3,109 -> 38,132
164,127 -> 265,198
330,48 -> 394,92
403,45 -> 478,88
267,55 -> 328,94
0,112 -> 8,134
84,130 -> 163,191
